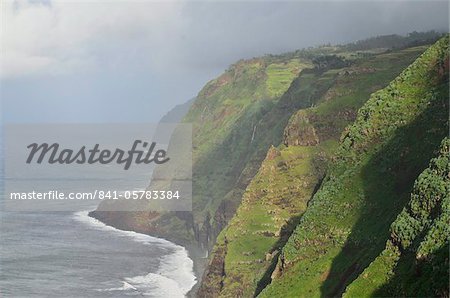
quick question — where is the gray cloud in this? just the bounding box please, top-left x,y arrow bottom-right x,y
1,0 -> 448,123
176,1 -> 448,70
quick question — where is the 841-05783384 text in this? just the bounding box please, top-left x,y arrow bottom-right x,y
9,190 -> 181,200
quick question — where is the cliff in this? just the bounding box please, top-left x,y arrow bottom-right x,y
198,43 -> 430,297
260,35 -> 449,297
90,33 -> 448,296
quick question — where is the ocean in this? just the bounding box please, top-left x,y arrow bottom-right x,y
0,137 -> 197,297
0,209 -> 196,297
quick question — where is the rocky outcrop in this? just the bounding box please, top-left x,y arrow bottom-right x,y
283,110 -> 319,146
197,239 -> 228,298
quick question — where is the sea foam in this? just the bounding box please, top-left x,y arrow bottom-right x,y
73,210 -> 196,297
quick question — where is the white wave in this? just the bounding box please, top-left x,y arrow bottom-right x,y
125,273 -> 186,297
73,210 -> 196,297
96,281 -> 137,292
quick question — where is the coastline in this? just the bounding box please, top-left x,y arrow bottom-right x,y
87,210 -> 207,297
184,243 -> 208,298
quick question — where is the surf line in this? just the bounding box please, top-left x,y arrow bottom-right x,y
74,211 -> 197,296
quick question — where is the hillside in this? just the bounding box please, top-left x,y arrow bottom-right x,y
344,137 -> 449,297
259,35 -> 449,297
160,55 -> 315,246
89,33 -> 448,296
95,34 -> 440,246
197,44 -> 430,297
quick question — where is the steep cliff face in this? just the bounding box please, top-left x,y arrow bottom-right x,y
182,56 -> 313,247
197,44 -> 429,298
89,33 -> 446,296
260,36 -> 449,297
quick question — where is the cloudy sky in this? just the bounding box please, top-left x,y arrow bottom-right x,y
1,0 -> 448,123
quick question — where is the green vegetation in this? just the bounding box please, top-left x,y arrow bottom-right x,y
344,138 -> 449,297
165,36 -> 433,248
259,35 -> 449,298
92,33 -> 449,297
266,60 -> 307,97
183,56 -> 312,237
198,44 -> 430,297
140,51 -> 325,246
343,31 -> 443,51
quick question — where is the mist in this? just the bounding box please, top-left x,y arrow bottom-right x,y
1,0 -> 448,123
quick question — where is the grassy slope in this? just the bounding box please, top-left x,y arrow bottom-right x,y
198,45 -> 429,297
344,137 -> 449,297
259,36 -> 449,297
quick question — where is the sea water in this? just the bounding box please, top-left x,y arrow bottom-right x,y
0,136 -> 196,297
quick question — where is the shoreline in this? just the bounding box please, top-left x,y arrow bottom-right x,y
184,243 -> 208,298
87,210 -> 207,297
